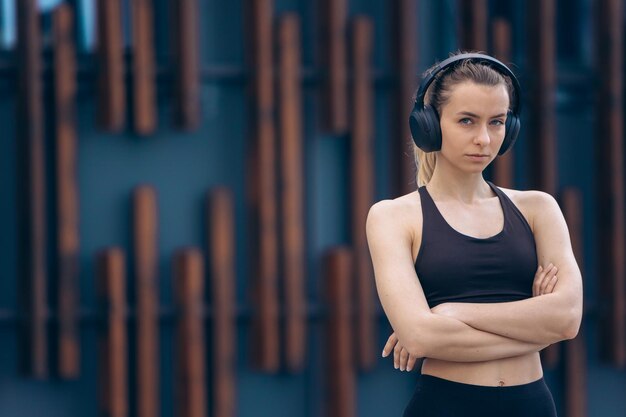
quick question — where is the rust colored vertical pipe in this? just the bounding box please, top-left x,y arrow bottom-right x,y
172,0 -> 200,130
277,13 -> 306,373
96,0 -> 125,131
133,186 -> 159,417
560,188 -> 587,417
319,0 -> 348,133
207,189 -> 237,417
527,0 -> 557,194
53,4 -> 80,379
391,0 -> 418,196
131,0 -> 157,135
97,248 -> 128,417
350,17 -> 376,370
458,0 -> 488,51
16,0 -> 48,379
325,248 -> 355,417
527,0 -> 559,368
594,0 -> 625,368
174,249 -> 206,417
490,18 -> 515,189
245,0 -> 280,372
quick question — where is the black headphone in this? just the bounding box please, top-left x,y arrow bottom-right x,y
409,53 -> 522,155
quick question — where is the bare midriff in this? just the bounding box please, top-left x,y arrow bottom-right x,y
421,352 -> 543,387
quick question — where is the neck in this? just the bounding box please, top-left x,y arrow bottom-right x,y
426,160 -> 492,203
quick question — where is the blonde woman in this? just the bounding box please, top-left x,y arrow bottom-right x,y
366,53 -> 582,416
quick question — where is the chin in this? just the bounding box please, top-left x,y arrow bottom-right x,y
462,164 -> 488,174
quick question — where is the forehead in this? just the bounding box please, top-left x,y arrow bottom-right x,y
443,82 -> 509,114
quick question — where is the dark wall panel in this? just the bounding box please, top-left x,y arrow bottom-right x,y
0,1 -> 624,417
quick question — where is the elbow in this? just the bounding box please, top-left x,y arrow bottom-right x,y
562,326 -> 580,341
560,307 -> 583,341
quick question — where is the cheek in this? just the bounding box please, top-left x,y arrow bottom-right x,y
490,128 -> 506,143
439,121 -> 460,143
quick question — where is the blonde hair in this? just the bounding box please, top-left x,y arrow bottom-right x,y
414,147 -> 437,187
413,51 -> 516,187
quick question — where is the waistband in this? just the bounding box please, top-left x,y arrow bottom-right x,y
419,373 -> 548,398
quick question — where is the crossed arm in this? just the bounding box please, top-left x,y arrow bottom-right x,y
383,264 -> 559,371
367,192 -> 583,370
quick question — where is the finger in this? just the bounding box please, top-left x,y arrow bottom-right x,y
394,344 -> 401,369
399,347 -> 409,371
540,267 -> 558,295
544,274 -> 558,294
533,264 -> 554,296
533,265 -> 546,296
382,333 -> 398,357
407,354 -> 417,372
533,274 -> 544,297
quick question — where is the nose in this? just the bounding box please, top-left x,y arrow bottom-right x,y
474,123 -> 491,146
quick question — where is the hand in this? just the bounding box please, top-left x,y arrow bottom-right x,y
382,332 -> 421,372
533,263 -> 558,297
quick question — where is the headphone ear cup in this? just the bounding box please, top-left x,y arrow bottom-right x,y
499,112 -> 520,155
409,104 -> 442,152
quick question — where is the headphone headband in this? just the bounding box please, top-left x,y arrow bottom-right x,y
415,53 -> 522,114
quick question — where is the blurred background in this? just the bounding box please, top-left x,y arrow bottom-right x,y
0,0 -> 624,416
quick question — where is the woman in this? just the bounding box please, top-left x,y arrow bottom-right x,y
366,52 -> 583,416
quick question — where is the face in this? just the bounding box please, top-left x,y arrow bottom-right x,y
438,81 -> 510,173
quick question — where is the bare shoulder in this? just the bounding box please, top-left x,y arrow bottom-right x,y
366,191 -> 422,239
494,185 -> 561,232
496,186 -> 557,208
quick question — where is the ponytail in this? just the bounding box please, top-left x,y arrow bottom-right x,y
414,145 -> 437,187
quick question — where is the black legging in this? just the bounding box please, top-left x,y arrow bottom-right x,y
403,374 -> 558,417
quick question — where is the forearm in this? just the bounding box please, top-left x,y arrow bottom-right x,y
413,313 -> 548,362
437,293 -> 580,345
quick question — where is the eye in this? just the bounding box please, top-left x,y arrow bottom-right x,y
490,119 -> 505,126
459,118 -> 472,125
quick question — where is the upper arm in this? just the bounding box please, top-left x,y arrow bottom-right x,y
527,191 -> 583,334
366,200 -> 432,349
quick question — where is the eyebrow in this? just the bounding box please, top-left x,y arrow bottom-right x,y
456,111 -> 507,118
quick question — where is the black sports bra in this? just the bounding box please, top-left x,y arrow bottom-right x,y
415,181 -> 538,308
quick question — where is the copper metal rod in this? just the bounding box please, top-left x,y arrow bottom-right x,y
53,3 -> 80,379
246,0 -> 280,372
594,0 -> 625,368
319,0 -> 348,133
97,248 -> 128,417
133,186 -> 159,417
16,0 -> 48,379
561,188 -> 587,417
526,0 -> 557,194
490,18 -> 515,189
208,189 -> 237,417
527,0 -> 559,368
390,0 -> 418,195
172,0 -> 200,130
131,0 -> 157,134
96,0 -> 125,131
350,16 -> 376,370
174,249 -> 207,417
458,0 -> 488,51
277,13 -> 306,372
325,248 -> 355,417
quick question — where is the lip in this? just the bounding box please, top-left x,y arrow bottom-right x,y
465,154 -> 490,161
